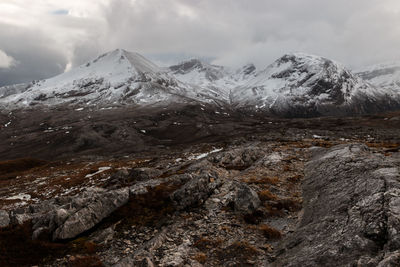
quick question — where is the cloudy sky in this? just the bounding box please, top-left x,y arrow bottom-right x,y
1,0 -> 400,86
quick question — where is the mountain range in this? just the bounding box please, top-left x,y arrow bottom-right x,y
1,48 -> 400,117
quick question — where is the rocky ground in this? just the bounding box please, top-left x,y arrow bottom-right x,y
0,105 -> 399,266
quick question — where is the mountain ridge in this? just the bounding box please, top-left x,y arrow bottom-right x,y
0,49 -> 399,117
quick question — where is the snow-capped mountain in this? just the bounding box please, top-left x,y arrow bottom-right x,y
0,49 -> 217,109
0,49 -> 399,116
168,59 -> 256,101
357,62 -> 400,94
231,53 -> 400,116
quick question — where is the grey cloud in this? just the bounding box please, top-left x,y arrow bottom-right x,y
0,23 -> 67,86
2,0 -> 400,85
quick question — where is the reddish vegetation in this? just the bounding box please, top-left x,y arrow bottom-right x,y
0,222 -> 66,266
194,237 -> 224,251
68,255 -> 104,267
258,189 -> 279,201
0,158 -> 48,180
243,176 -> 280,185
102,181 -> 181,231
0,222 -> 103,267
259,224 -> 282,240
216,241 -> 259,264
193,252 -> 207,264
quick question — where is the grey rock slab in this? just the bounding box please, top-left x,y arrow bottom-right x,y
272,144 -> 400,267
171,173 -> 222,210
53,187 -> 129,240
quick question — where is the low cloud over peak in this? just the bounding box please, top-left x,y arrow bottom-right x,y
1,0 -> 400,86
0,49 -> 16,69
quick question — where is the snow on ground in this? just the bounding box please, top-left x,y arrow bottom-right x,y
6,193 -> 31,201
85,167 -> 112,178
188,148 -> 223,160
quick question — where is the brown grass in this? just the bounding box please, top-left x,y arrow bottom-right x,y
194,237 -> 223,251
312,140 -> 335,148
0,158 -> 48,180
68,255 -> 104,267
258,189 -> 278,201
272,198 -> 302,212
0,221 -> 66,266
0,221 -> 104,266
193,252 -> 207,264
262,243 -> 274,252
216,241 -> 259,264
287,174 -> 303,183
263,203 -> 285,217
366,142 -> 400,149
243,176 -> 280,185
100,181 -> 181,232
259,224 -> 282,239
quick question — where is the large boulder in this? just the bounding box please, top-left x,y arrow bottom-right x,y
52,187 -> 129,240
31,187 -> 130,240
233,182 -> 261,215
171,173 -> 221,210
272,144 -> 400,266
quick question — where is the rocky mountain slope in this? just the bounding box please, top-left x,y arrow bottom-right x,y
231,53 -> 400,116
1,49 -> 399,116
0,49 -> 224,109
168,59 -> 256,102
357,62 -> 400,93
0,112 -> 399,266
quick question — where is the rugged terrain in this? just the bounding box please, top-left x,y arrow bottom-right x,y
0,105 -> 399,266
1,49 -> 400,266
1,49 -> 400,116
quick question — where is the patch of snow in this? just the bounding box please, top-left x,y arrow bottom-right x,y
265,152 -> 282,163
189,148 -> 223,160
85,167 -> 112,178
6,193 -> 31,201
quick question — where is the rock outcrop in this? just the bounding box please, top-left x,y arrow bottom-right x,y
273,144 -> 400,266
30,187 -> 130,240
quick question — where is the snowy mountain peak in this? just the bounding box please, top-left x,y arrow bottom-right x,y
83,48 -> 162,78
0,49 -> 191,108
254,52 -> 361,99
169,59 -> 227,82
238,63 -> 256,75
356,61 -> 400,93
231,52 -> 396,116
0,49 -> 399,116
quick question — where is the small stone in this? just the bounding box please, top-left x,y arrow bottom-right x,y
233,182 -> 260,214
0,210 -> 10,228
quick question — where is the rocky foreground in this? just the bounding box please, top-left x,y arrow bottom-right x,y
0,109 -> 399,266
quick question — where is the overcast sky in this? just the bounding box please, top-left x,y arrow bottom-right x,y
1,0 -> 400,86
